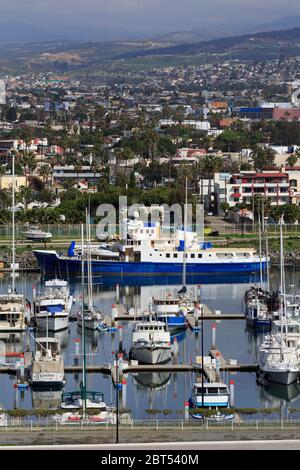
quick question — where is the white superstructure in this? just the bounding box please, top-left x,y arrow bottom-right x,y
35,279 -> 73,332
31,337 -> 65,388
130,320 -> 172,365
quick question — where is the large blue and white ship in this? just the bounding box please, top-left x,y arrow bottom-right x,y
34,219 -> 267,279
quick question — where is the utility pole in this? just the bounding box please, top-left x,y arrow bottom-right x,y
115,352 -> 119,444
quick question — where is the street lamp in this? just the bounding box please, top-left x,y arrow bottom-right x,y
201,304 -> 204,412
113,351 -> 120,444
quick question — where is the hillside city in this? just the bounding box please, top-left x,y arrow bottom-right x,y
1,56 -> 300,228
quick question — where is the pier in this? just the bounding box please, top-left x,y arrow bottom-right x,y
103,303 -> 245,327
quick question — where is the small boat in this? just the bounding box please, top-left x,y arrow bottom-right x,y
34,279 -> 73,332
78,308 -> 103,331
190,381 -> 230,409
54,411 -> 116,425
130,319 -> 172,365
152,295 -> 191,330
258,334 -> 300,385
0,406 -> 7,427
244,293 -> 272,331
0,294 -> 28,333
30,337 -> 65,389
61,391 -> 112,411
23,226 -> 52,242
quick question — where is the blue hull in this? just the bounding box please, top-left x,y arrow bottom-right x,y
157,316 -> 186,330
34,251 -> 267,280
245,316 -> 272,331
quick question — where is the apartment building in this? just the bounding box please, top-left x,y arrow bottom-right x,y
226,171 -> 290,206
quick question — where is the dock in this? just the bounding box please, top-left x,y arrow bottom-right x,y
103,303 -> 245,328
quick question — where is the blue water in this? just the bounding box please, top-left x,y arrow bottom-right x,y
0,268 -> 299,420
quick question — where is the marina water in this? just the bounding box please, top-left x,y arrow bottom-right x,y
0,268 -> 300,420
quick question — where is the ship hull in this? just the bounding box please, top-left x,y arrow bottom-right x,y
34,251 -> 267,277
130,347 -> 171,365
35,315 -> 69,332
245,316 -> 272,331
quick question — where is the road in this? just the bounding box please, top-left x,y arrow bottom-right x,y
1,440 -> 300,450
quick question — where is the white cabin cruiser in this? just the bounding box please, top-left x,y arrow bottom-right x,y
130,319 -> 172,364
30,337 -> 65,389
0,294 -> 28,332
35,280 -> 73,332
23,226 -> 52,242
190,381 -> 230,409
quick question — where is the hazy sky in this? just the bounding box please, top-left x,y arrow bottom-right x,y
1,0 -> 300,39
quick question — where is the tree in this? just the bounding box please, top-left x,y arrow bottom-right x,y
220,202 -> 230,216
16,186 -> 33,209
0,166 -> 6,190
252,147 -> 275,170
287,152 -> 299,168
249,194 -> 271,221
74,161 -> 83,195
39,165 -> 50,186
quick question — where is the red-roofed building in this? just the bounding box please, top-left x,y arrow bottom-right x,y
226,171 -> 290,207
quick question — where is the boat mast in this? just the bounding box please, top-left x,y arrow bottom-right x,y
86,208 -> 93,313
279,215 -> 286,358
258,213 -> 263,287
81,223 -> 87,418
12,151 -> 15,293
182,177 -> 188,289
265,222 -> 270,294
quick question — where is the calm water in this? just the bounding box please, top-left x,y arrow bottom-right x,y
1,268 -> 300,419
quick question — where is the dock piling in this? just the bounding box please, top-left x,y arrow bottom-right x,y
211,324 -> 217,350
230,380 -> 235,407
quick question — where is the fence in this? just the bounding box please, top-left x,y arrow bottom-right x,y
2,418 -> 300,431
0,223 -> 299,240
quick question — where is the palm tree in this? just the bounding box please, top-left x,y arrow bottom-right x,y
0,166 -> 6,190
90,161 -> 102,193
74,162 -> 83,196
39,164 -> 50,186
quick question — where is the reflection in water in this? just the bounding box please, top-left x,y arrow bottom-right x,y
245,328 -> 264,359
1,269 -> 300,417
31,389 -> 62,410
134,372 -> 171,391
260,380 -> 300,404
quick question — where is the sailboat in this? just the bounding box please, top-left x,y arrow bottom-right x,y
152,178 -> 194,330
0,151 -> 29,333
244,205 -> 274,330
77,215 -> 103,331
59,222 -> 113,422
258,215 -> 300,385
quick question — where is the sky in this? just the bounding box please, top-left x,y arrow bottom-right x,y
1,0 -> 300,41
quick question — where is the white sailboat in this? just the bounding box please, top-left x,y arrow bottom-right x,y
0,151 -> 28,333
258,215 -> 300,385
78,217 -> 103,331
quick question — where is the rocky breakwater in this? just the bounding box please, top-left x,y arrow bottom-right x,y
0,250 -> 39,271
269,249 -> 300,266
